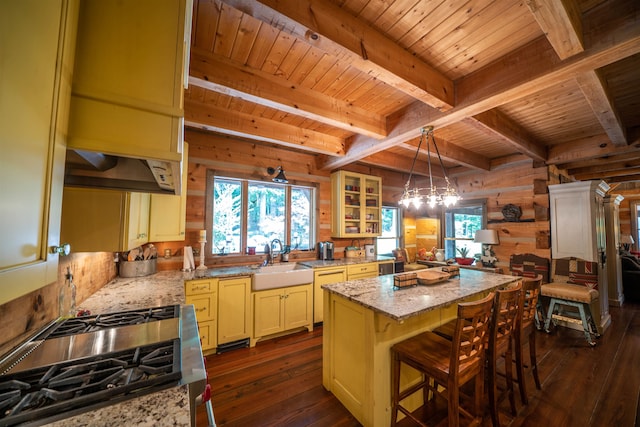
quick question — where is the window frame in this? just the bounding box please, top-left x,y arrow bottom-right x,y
205,169 -> 318,256
377,205 -> 402,256
440,199 -> 487,260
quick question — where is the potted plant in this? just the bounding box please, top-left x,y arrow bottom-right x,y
455,247 -> 475,265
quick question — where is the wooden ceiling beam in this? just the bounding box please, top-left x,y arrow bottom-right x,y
219,0 -> 454,111
466,111 -> 547,161
397,135 -> 492,171
569,157 -> 640,176
184,99 -> 346,156
188,48 -> 388,139
526,0 -> 584,60
548,133 -> 640,165
320,6 -> 640,170
573,166 -> 640,180
561,151 -> 640,170
576,70 -> 628,146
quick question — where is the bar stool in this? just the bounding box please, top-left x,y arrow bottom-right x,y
514,275 -> 543,405
390,292 -> 495,427
487,283 -> 522,427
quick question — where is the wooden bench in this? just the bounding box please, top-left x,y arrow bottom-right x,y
541,258 -> 600,346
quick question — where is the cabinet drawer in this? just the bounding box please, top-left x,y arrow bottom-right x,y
197,320 -> 217,351
186,293 -> 216,321
185,279 -> 215,296
347,263 -> 378,277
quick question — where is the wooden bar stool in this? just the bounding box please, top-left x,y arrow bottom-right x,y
514,275 -> 543,405
390,292 -> 495,427
487,283 -> 522,427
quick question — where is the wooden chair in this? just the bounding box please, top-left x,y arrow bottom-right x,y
390,292 -> 495,427
514,274 -> 543,405
487,283 -> 522,427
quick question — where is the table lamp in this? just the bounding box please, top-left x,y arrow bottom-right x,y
474,229 -> 499,267
620,234 -> 634,252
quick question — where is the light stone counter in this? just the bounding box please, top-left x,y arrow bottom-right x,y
47,270 -> 193,427
322,268 -> 519,321
321,269 -> 520,427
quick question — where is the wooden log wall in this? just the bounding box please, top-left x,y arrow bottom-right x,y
154,129 -> 413,269
0,252 -> 116,354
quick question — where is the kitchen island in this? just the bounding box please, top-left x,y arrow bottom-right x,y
46,271 -> 193,427
321,269 -> 520,427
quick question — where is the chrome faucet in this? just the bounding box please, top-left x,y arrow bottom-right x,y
270,239 -> 283,264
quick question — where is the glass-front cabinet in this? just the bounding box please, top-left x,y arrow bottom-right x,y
331,171 -> 382,238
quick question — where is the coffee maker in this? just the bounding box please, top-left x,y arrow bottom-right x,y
317,241 -> 335,260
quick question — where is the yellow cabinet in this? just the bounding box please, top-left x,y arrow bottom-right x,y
313,267 -> 347,323
60,188 -> 150,252
252,284 -> 313,345
149,143 -> 189,242
0,0 -> 79,305
331,171 -> 382,238
68,0 -> 190,163
218,276 -> 251,345
347,262 -> 379,280
185,278 -> 218,352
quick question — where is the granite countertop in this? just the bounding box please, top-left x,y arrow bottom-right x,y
182,256 -> 396,280
300,255 -> 394,269
322,269 -> 519,322
47,270 -> 192,427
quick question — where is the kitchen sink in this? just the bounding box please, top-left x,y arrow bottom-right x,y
252,262 -> 314,291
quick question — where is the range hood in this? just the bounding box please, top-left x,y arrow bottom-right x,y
64,149 -> 182,195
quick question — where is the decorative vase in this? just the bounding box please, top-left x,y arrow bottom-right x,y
435,249 -> 445,262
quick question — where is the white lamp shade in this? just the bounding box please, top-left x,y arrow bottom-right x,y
474,229 -> 499,245
620,234 -> 635,244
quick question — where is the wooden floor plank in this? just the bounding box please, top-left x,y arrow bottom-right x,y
196,303 -> 640,427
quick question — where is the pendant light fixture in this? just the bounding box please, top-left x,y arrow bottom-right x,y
399,126 -> 460,209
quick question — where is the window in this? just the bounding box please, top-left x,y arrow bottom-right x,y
377,206 -> 401,255
209,173 -> 315,255
442,200 -> 486,260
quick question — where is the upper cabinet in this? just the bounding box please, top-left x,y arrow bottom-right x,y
0,0 -> 79,305
67,0 -> 190,163
61,188 -> 151,253
331,171 -> 382,238
549,180 -> 609,262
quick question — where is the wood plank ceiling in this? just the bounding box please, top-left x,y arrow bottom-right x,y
184,0 -> 640,186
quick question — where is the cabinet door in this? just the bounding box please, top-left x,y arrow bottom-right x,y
61,188 -> 150,252
253,289 -> 284,337
313,268 -> 346,323
0,0 -> 79,305
284,285 -> 312,330
149,143 -> 189,241
68,0 -> 187,162
218,277 -> 251,344
331,171 -> 382,238
126,192 -> 150,249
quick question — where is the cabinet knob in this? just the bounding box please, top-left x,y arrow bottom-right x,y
50,243 -> 71,256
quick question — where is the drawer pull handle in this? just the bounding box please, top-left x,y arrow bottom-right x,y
318,271 -> 343,277
196,307 -> 207,312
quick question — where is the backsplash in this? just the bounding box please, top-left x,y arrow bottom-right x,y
0,252 -> 116,354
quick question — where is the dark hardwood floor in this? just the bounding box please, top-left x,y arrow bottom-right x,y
196,302 -> 640,427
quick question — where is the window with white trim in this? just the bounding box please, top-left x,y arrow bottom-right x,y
208,173 -> 316,255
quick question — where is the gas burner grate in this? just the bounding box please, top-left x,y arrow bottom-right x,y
43,305 -> 180,339
0,339 -> 181,426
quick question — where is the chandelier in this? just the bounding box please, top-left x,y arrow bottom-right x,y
399,126 -> 461,209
